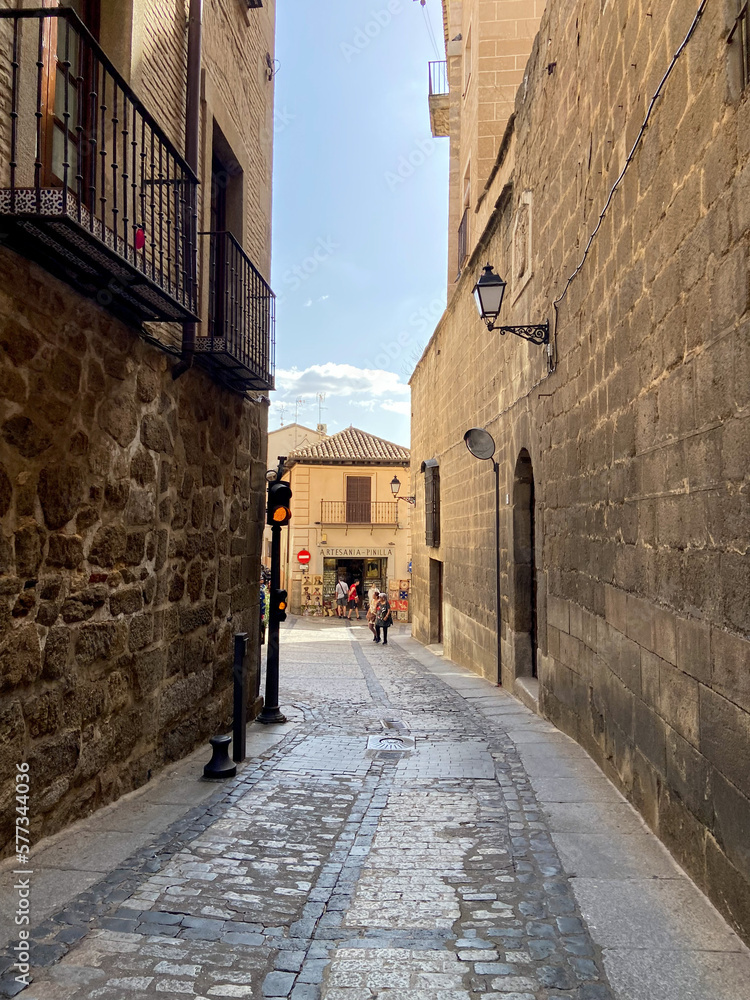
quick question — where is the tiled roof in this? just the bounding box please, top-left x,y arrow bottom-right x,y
288,427 -> 410,465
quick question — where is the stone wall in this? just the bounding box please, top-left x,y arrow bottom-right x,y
0,247 -> 267,858
412,0 -> 750,939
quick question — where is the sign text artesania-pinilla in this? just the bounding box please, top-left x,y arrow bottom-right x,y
13,762 -> 33,987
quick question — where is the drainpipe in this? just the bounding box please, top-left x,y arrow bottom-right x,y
174,0 -> 202,378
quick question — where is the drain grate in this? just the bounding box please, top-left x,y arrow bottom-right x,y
367,724 -> 415,753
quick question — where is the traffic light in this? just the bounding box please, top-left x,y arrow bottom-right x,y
271,588 -> 288,623
267,479 -> 292,526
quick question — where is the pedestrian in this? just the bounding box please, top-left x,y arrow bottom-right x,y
375,594 -> 393,645
347,578 -> 361,620
367,589 -> 380,639
335,578 -> 348,618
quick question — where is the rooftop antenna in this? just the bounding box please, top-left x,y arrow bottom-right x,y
317,392 -> 326,423
277,402 -> 286,427
293,397 -> 305,448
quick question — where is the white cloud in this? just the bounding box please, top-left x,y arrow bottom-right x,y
303,298 -> 313,307
381,400 -> 410,416
271,364 -> 411,443
275,363 -> 410,399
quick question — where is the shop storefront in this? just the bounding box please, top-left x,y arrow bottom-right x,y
322,551 -> 390,609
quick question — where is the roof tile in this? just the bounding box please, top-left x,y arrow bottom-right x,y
288,426 -> 410,465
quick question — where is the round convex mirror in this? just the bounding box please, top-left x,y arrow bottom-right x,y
464,427 -> 496,461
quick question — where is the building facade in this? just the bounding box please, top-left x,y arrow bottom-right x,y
262,422 -> 328,570
411,0 -> 750,940
281,428 -> 411,618
0,0 -> 276,856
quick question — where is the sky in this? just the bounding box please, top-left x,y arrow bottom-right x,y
270,0 -> 449,448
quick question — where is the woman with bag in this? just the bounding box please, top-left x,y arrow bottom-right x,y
375,594 -> 393,645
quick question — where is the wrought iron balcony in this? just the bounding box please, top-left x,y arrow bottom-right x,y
0,9 -> 198,325
428,60 -> 449,137
321,501 -> 398,526
196,231 -> 275,393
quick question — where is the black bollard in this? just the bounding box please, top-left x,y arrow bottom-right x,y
233,633 -> 248,763
203,735 -> 236,779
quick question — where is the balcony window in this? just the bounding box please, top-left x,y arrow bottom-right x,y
320,501 -> 398,526
346,475 -> 371,523
197,230 -> 275,392
193,126 -> 274,393
457,207 -> 469,275
0,8 -> 198,325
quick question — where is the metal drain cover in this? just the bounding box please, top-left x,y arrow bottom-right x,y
366,733 -> 415,751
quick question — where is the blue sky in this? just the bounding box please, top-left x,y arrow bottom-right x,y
270,0 -> 448,447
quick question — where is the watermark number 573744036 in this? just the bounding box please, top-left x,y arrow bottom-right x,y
13,762 -> 33,988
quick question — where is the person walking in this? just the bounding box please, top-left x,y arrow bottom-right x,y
367,589 -> 380,639
375,594 -> 393,645
335,578 -> 348,618
347,579 -> 361,620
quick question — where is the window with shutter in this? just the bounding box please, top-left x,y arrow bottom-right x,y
346,476 -> 371,523
423,460 -> 440,548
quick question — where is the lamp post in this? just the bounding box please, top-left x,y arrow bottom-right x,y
390,475 -> 416,505
472,263 -> 549,346
464,427 -> 502,686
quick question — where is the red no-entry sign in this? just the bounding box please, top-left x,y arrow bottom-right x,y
297,549 -> 311,565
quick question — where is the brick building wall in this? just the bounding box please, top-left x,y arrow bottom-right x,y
411,0 -> 750,939
0,0 -> 275,855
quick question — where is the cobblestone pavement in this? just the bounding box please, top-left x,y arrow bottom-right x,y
2,618 -> 749,1000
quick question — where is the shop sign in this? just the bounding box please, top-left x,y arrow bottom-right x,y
324,547 -> 392,557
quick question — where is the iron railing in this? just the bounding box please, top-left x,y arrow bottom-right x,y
321,501 -> 398,525
428,60 -> 448,96
0,8 -> 198,323
197,230 -> 275,392
457,207 -> 469,274
728,1 -> 749,90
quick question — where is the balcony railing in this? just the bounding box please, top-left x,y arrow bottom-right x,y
321,501 -> 398,525
457,207 -> 469,275
428,60 -> 448,96
428,60 -> 449,138
0,9 -> 198,325
196,231 -> 275,393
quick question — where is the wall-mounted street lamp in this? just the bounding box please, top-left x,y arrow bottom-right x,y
390,475 -> 416,505
464,427 -> 502,685
473,264 -> 549,345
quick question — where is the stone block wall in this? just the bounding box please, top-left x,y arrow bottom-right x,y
0,247 -> 267,858
444,0 -> 543,294
412,0 -> 750,940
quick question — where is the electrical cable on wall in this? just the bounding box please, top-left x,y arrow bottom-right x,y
550,0 -> 709,350
421,1 -> 442,60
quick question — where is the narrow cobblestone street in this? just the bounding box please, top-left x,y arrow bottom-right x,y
2,619 -> 749,1000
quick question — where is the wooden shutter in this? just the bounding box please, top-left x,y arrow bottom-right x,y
346,476 -> 371,523
424,461 -> 440,547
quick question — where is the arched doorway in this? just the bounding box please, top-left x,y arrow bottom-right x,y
512,450 -> 537,678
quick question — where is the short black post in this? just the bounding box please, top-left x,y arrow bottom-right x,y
232,632 -> 248,763
203,735 -> 236,779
